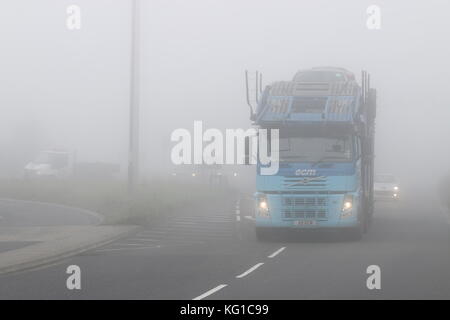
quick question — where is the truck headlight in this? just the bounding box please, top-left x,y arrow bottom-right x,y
341,195 -> 354,218
257,195 -> 270,217
394,186 -> 399,191
342,195 -> 353,212
259,200 -> 268,210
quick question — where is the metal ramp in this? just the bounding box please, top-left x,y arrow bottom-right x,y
269,80 -> 359,97
244,69 -> 374,126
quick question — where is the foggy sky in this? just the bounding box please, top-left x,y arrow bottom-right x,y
1,0 -> 449,189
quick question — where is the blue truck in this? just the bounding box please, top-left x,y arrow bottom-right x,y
245,67 -> 377,240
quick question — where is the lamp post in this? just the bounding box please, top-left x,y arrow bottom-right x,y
128,0 -> 140,194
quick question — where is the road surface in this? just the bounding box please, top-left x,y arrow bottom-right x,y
0,199 -> 101,227
0,189 -> 449,299
0,199 -> 102,254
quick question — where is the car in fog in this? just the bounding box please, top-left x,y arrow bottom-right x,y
24,150 -> 120,179
292,66 -> 356,82
374,174 -> 400,200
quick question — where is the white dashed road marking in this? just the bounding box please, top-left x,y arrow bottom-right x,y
268,247 -> 286,258
114,243 -> 148,246
236,263 -> 264,279
174,221 -> 198,225
193,284 -> 228,300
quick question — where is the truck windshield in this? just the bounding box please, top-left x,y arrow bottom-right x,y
279,136 -> 353,163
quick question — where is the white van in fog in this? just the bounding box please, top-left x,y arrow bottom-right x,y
24,150 -> 73,179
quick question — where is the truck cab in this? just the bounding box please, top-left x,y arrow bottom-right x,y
249,68 -> 376,240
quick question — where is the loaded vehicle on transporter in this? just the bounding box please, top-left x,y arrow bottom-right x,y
245,67 -> 377,240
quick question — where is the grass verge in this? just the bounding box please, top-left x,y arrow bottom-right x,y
0,178 -> 236,225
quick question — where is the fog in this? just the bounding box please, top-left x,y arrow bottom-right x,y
1,0 -> 449,189
3,0 -> 450,302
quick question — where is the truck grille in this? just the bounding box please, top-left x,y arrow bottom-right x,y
282,176 -> 327,190
282,197 -> 328,220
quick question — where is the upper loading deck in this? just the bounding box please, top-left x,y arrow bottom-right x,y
255,80 -> 362,125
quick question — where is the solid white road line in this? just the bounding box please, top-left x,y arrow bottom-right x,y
150,226 -> 232,233
140,230 -> 167,235
193,284 -> 228,300
140,232 -> 231,240
174,221 -> 198,225
96,245 -> 161,252
113,243 -> 150,246
236,263 -> 264,278
173,215 -> 232,221
268,247 -> 286,258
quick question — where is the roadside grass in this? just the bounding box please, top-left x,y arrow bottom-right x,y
0,178 -> 236,225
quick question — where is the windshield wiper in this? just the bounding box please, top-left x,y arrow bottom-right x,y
280,156 -> 307,159
279,156 -> 307,162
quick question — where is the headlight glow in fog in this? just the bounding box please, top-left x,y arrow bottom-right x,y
257,196 -> 270,217
259,200 -> 268,210
342,195 -> 353,212
343,201 -> 352,211
341,195 -> 354,218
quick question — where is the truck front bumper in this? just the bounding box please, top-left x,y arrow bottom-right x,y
254,192 -> 360,229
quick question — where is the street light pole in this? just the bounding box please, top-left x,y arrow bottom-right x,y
128,0 -> 140,194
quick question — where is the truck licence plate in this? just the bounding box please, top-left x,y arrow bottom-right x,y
294,220 -> 316,226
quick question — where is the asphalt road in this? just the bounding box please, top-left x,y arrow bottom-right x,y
0,199 -> 101,227
0,199 -> 102,254
0,189 -> 449,299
